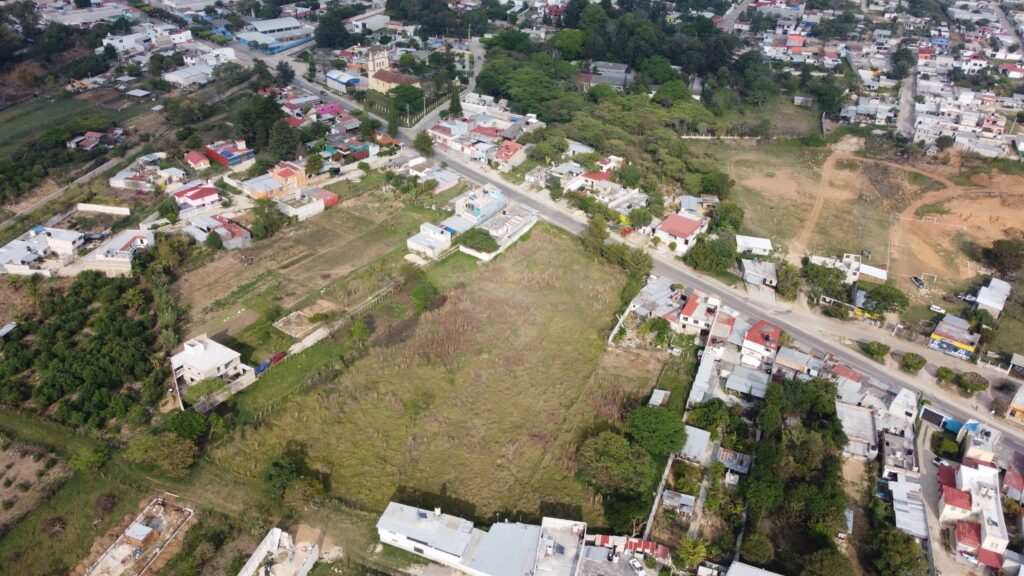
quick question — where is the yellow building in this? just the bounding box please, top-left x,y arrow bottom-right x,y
367,46 -> 420,93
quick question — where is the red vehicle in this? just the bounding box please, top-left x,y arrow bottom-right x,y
270,352 -> 287,364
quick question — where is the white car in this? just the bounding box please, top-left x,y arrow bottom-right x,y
629,558 -> 645,575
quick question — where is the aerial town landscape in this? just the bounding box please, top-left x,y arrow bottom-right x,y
4,0 -> 1024,573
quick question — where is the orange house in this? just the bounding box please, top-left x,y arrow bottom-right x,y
242,161 -> 309,199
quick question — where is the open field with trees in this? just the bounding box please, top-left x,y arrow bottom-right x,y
210,226 -> 661,524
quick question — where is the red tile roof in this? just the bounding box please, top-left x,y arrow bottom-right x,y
745,320 -> 782,351
657,214 -> 703,239
955,521 -> 981,549
495,140 -> 522,161
937,464 -> 958,488
978,548 -> 1003,568
184,150 -> 208,166
471,126 -> 503,139
173,184 -> 219,204
680,293 -> 702,317
962,457 -> 995,470
429,125 -> 453,137
582,171 -> 612,182
284,116 -> 306,128
943,486 -> 972,510
833,364 -> 863,382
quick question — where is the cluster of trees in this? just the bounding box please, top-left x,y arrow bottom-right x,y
0,272 -> 172,430
125,410 -> 224,476
581,216 -> 654,279
578,404 -> 684,531
738,378 -> 852,574
261,441 -> 328,509
0,114 -> 115,203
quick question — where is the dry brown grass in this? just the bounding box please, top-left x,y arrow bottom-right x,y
210,226 -> 663,524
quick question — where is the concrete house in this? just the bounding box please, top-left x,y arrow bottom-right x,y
407,223 -> 452,259
654,214 -> 706,254
377,502 -> 587,576
975,278 -> 1011,319
741,320 -> 782,366
928,315 -> 979,361
452,188 -> 507,226
82,229 -> 154,276
170,333 -> 245,386
735,235 -> 773,255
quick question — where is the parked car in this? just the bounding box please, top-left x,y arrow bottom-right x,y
911,277 -> 925,289
960,294 -> 977,303
929,305 -> 946,314
255,361 -> 271,375
270,352 -> 287,364
944,296 -> 959,303
629,558 -> 645,575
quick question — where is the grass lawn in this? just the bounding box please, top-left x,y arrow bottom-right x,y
991,287 -> 1024,358
656,340 -> 697,414
0,96 -> 152,158
808,196 -> 892,259
209,225 -> 648,525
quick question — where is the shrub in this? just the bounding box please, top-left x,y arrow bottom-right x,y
936,366 -> 956,382
958,372 -> 989,393
865,341 -> 890,360
455,228 -> 500,252
901,353 -> 926,373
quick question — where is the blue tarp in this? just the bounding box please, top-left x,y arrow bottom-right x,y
943,418 -> 964,434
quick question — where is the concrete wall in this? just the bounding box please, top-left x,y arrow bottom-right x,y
236,528 -> 283,576
76,203 -> 131,216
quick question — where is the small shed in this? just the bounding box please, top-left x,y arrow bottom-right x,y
124,522 -> 158,548
648,389 -> 670,407
126,89 -> 152,99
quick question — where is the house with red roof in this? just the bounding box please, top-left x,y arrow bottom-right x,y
742,320 -> 782,365
935,456 -> 1008,567
494,141 -> 526,172
184,150 -> 211,171
204,140 -> 255,167
941,486 -> 973,520
1005,452 -> 1024,502
172,183 -> 221,213
654,214 -> 706,254
669,288 -> 720,333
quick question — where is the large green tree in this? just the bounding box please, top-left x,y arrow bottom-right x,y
625,406 -> 686,457
413,130 -> 434,156
577,431 -> 657,497
124,433 -> 198,476
869,528 -> 928,576
983,239 -> 1024,277
740,532 -> 775,566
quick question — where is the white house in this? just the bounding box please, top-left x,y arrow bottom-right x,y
82,229 -> 154,275
407,223 -> 451,259
163,64 -> 214,87
741,320 -> 782,366
654,214 -> 706,254
377,502 -> 587,576
735,235 -> 773,255
170,333 -> 245,386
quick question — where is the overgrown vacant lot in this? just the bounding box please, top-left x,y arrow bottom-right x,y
213,226 -> 661,523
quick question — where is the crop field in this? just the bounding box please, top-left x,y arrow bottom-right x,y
0,96 -> 151,157
210,225 -> 663,525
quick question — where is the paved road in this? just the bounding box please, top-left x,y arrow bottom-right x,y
285,49 -> 1024,457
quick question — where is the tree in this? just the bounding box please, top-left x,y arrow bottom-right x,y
582,215 -> 609,255
861,284 -> 909,313
628,208 -> 652,228
802,548 -> 855,576
577,431 -> 657,497
413,130 -> 434,156
447,92 -> 462,117
775,263 -> 801,300
901,352 -> 926,373
166,410 -> 209,442
683,236 -> 734,273
740,532 -> 775,566
267,119 -> 300,160
625,406 -> 687,457
252,59 -> 274,87
391,84 -> 426,115
251,198 -> 289,240
205,230 -> 224,250
958,372 -> 989,393
315,9 -> 353,48
305,153 -> 323,176
865,341 -> 890,360
276,61 -> 295,86
936,135 -> 955,150
673,537 -> 707,570
124,433 -> 198,476
869,528 -> 928,576
387,109 -> 400,137
936,366 -> 956,382
983,239 -> 1024,277
284,475 -> 327,509
710,201 -> 744,232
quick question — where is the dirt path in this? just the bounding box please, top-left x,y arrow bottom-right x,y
791,151 -> 841,260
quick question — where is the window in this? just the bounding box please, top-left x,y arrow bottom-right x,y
414,547 -> 424,554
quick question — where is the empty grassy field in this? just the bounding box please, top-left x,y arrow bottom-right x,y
0,96 -> 151,157
210,225 -> 661,525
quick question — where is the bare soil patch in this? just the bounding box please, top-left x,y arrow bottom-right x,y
840,458 -> 870,576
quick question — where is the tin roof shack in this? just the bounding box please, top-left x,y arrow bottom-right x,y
124,523 -> 158,548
